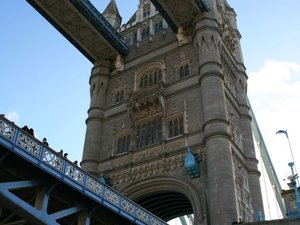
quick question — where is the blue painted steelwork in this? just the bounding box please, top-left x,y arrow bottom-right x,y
69,0 -> 128,56
184,147 -> 200,179
194,0 -> 211,12
0,115 -> 167,225
149,0 -> 178,32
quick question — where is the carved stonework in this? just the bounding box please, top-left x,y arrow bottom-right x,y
114,55 -> 125,72
176,26 -> 188,46
232,157 -> 253,222
110,153 -> 186,185
222,53 -> 237,97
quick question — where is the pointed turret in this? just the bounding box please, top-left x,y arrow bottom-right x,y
103,0 -> 122,29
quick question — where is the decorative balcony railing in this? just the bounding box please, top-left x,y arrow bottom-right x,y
0,115 -> 167,225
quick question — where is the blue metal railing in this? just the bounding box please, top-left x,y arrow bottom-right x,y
0,115 -> 167,225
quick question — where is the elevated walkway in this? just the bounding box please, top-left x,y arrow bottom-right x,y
0,115 -> 166,225
26,0 -> 129,63
150,0 -> 210,32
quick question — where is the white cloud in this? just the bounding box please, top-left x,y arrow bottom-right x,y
5,111 -> 20,124
248,60 -> 300,190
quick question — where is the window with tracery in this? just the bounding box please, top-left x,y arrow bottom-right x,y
168,117 -> 184,138
154,21 -> 163,33
141,27 -> 150,39
117,135 -> 131,154
115,90 -> 124,104
179,64 -> 190,78
136,118 -> 162,149
143,4 -> 151,18
133,32 -> 137,43
139,67 -> 162,88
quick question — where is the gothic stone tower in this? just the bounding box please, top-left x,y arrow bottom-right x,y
81,0 -> 264,224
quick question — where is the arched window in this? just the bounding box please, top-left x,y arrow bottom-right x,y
169,120 -> 174,137
136,125 -> 141,149
179,66 -> 184,78
154,71 -> 158,83
126,135 -> 131,152
121,136 -> 126,153
149,75 -> 153,85
169,116 -> 184,138
140,76 -> 144,87
139,67 -> 162,89
174,119 -> 179,136
158,69 -> 162,81
152,120 -> 157,144
141,123 -> 147,147
158,21 -> 163,31
154,22 -> 159,33
184,64 -> 189,77
120,90 -> 124,102
115,92 -> 120,103
143,4 -> 150,18
179,117 -> 184,134
144,75 -> 148,86
147,122 -> 152,145
133,32 -> 137,43
179,64 -> 190,79
135,118 -> 162,149
117,138 -> 122,154
158,119 -> 162,142
142,29 -> 146,39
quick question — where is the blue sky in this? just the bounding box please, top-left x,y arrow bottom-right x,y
1,0 -> 300,220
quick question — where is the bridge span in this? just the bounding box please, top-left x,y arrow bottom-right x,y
0,115 -> 167,225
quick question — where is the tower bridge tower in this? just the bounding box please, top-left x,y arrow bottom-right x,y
79,0 -> 264,224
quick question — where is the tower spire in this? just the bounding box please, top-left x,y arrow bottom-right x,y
103,0 -> 122,29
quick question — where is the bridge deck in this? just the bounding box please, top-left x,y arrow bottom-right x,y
26,0 -> 129,63
0,115 -> 167,225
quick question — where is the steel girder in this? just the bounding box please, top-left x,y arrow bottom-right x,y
150,0 -> 210,32
26,0 -> 129,63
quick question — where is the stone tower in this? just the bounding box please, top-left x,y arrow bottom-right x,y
102,0 -> 122,29
81,0 -> 264,224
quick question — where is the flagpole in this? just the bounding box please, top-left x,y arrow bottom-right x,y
286,132 -> 298,178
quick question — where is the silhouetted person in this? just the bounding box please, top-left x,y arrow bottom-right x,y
73,160 -> 78,166
22,125 -> 30,133
58,149 -> 63,155
42,138 -> 49,146
63,153 -> 68,158
238,218 -> 243,224
28,128 -> 35,137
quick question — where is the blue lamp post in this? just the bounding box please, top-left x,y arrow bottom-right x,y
184,147 -> 200,179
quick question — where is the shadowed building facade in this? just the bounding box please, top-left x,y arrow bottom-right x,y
81,0 -> 264,224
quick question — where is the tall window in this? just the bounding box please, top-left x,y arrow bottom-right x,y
136,118 -> 162,149
179,64 -> 190,78
142,27 -> 150,39
168,117 -> 184,138
140,68 -> 162,88
154,21 -> 163,33
143,4 -> 151,18
133,32 -> 137,43
115,90 -> 125,103
117,135 -> 131,154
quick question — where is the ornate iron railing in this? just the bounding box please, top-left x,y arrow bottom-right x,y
0,115 -> 167,225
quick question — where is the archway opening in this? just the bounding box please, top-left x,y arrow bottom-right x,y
135,191 -> 193,222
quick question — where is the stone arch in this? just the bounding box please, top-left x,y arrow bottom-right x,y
120,175 -> 205,224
